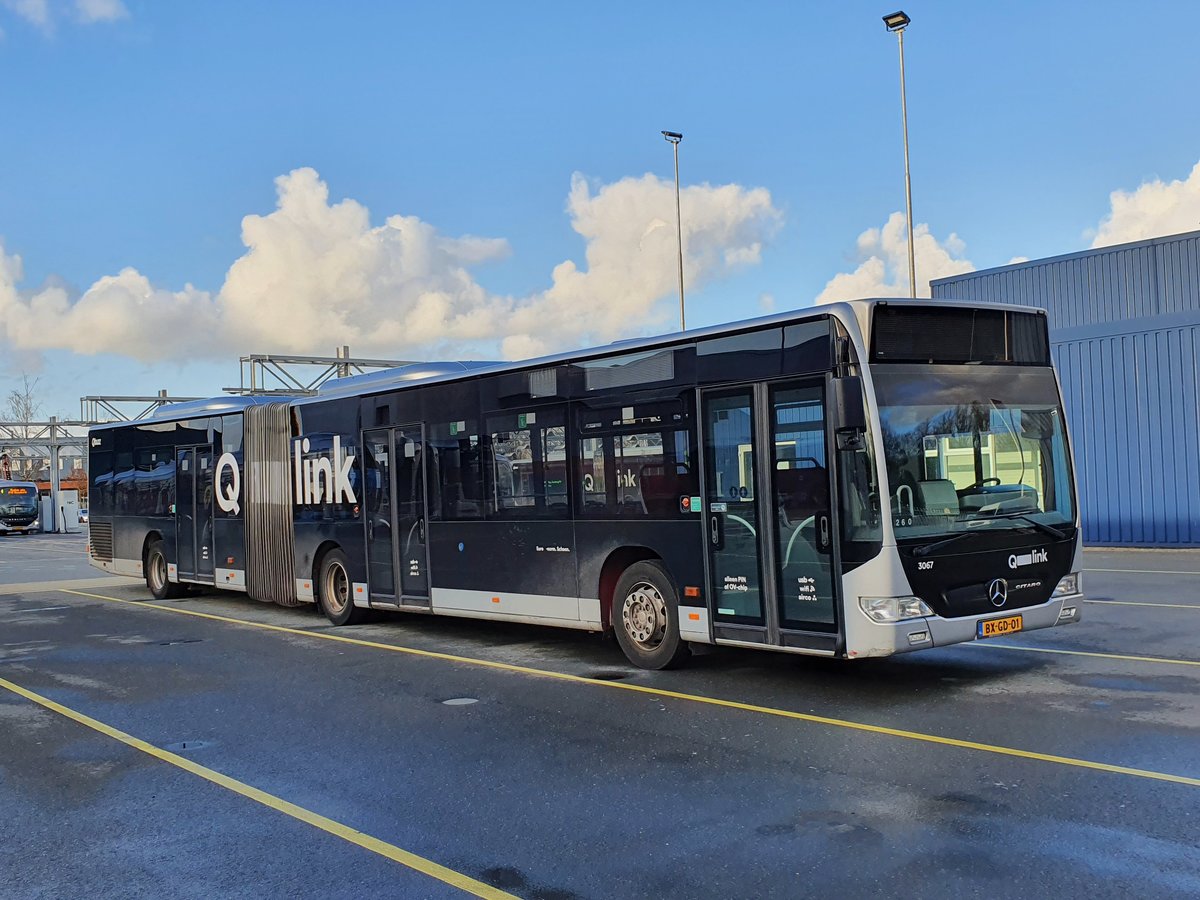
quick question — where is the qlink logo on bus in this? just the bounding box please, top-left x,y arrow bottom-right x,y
1008,548 -> 1048,570
294,437 -> 357,505
212,438 -> 357,516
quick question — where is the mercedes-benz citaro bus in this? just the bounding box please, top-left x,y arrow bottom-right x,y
86,299 -> 1083,668
0,480 -> 41,534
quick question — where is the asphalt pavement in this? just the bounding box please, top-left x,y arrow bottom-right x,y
2,533 -> 1199,898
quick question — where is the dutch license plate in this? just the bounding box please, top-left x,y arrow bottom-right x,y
977,614 -> 1023,639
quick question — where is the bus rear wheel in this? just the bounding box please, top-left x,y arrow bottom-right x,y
613,560 -> 690,670
146,539 -> 183,600
317,548 -> 367,626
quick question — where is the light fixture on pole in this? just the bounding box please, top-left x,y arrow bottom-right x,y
883,10 -> 916,298
662,130 -> 686,329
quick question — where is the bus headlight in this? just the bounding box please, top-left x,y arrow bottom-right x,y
859,595 -> 933,623
1051,573 -> 1081,598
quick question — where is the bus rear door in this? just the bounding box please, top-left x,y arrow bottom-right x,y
175,446 -> 214,583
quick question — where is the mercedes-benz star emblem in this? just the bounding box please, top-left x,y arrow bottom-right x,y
988,578 -> 1009,608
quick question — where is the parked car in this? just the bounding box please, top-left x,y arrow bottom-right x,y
78,508 -> 89,524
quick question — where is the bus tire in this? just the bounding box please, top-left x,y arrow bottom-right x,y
146,539 -> 183,600
612,560 -> 690,670
317,547 -> 367,626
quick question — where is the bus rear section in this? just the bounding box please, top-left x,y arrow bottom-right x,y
840,302 -> 1084,658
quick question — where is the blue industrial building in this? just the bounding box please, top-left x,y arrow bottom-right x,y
931,229 -> 1200,547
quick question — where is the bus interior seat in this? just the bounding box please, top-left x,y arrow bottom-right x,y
916,479 -> 960,517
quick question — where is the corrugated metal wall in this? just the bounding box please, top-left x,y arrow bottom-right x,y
931,229 -> 1200,547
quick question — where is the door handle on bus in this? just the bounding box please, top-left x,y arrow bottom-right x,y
817,513 -> 831,553
709,513 -> 724,550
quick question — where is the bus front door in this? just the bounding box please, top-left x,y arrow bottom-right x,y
701,380 -> 837,651
362,426 -> 430,607
175,446 -> 215,584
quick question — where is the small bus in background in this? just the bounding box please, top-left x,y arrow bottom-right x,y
0,481 -> 40,535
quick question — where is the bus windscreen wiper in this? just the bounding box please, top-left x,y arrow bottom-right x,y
990,511 -> 1066,540
912,529 -> 988,558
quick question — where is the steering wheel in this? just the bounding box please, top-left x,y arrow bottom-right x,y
961,477 -> 1001,491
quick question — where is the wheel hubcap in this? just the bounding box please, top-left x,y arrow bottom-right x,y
325,562 -> 349,614
151,553 -> 166,591
622,581 -> 667,649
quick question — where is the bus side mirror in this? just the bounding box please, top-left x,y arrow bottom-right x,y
831,376 -> 866,451
831,376 -> 866,433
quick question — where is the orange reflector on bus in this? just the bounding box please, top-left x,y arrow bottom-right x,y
492,597 -> 501,604
684,586 -> 700,598
355,586 -> 364,594
688,612 -> 700,621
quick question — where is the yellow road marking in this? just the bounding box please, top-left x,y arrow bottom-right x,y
971,642 -> 1200,667
0,675 -> 516,900
1086,599 -> 1200,610
0,576 -> 140,597
57,589 -> 1200,789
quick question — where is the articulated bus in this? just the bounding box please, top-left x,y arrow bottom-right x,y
0,480 -> 41,535
87,299 -> 1083,668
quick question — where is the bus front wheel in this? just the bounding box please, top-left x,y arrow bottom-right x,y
613,561 -> 690,670
317,548 -> 367,626
146,539 -> 183,600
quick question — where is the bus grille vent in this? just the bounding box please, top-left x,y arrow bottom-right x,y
89,522 -> 114,561
244,402 -> 301,606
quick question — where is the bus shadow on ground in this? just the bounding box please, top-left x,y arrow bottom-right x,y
167,586 -> 1047,698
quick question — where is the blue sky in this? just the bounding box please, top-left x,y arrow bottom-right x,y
2,0 -> 1199,417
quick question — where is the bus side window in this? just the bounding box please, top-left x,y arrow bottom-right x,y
575,427 -> 696,518
113,451 -> 135,516
427,421 -> 482,521
485,407 -> 568,520
90,451 -> 113,517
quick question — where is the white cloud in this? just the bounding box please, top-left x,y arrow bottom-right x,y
1090,160 -> 1200,248
815,212 -> 974,304
1,0 -> 127,30
74,0 -> 127,23
0,167 -> 781,364
499,173 -> 780,358
2,0 -> 50,29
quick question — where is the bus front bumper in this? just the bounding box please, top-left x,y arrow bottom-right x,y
847,593 -> 1083,658
0,520 -> 39,534
924,593 -> 1083,649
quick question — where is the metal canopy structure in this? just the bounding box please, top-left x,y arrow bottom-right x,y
80,390 -> 204,423
226,346 -> 418,396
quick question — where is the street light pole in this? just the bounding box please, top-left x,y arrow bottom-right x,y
883,11 -> 916,298
662,130 -> 686,329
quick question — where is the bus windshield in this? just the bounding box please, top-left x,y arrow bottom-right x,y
0,485 -> 39,513
873,364 -> 1074,540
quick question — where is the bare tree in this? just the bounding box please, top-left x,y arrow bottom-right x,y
4,373 -> 45,480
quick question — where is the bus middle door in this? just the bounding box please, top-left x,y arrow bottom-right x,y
362,426 -> 430,608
